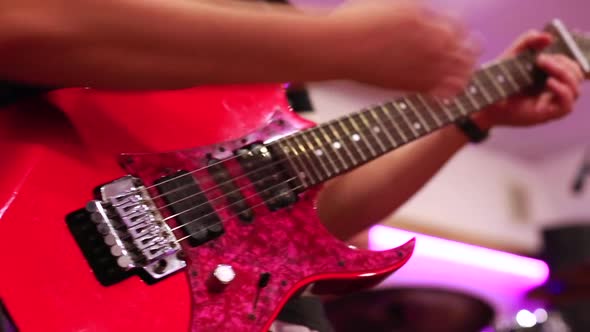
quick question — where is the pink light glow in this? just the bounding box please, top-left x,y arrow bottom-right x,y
369,225 -> 550,322
370,225 -> 549,282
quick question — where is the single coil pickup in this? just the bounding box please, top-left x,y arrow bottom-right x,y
237,144 -> 297,211
155,170 -> 223,246
208,158 -> 254,222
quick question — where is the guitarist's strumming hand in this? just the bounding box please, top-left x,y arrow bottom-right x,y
327,0 -> 479,96
476,31 -> 585,129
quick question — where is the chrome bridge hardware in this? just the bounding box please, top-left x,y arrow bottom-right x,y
85,176 -> 185,281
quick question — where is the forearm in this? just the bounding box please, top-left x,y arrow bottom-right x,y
0,0 -> 335,89
317,123 -> 472,241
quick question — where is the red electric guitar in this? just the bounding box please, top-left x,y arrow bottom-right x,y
0,20 -> 589,332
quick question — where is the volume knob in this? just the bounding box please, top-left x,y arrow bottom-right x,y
207,264 -> 236,292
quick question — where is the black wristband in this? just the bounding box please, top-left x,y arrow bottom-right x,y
455,117 -> 489,143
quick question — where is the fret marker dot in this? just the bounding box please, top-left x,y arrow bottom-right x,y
373,126 -> 381,133
497,75 -> 505,83
352,134 -> 361,142
299,172 -> 306,179
399,102 -> 407,110
315,149 -> 323,157
526,64 -> 534,71
470,86 -> 478,94
414,123 -> 422,130
443,99 -> 451,105
333,142 -> 342,149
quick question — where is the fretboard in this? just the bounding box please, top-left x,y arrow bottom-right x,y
274,51 -> 545,188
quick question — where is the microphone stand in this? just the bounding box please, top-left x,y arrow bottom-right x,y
572,147 -> 590,195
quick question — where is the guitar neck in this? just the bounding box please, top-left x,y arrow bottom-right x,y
275,51 -> 545,188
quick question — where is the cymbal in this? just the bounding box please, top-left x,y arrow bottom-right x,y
324,288 -> 494,332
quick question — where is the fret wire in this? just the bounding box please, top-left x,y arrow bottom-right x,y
513,56 -> 537,85
281,139 -> 318,186
358,111 -> 388,153
459,93 -> 477,115
404,96 -> 433,132
413,95 -> 446,130
380,104 -> 409,143
442,98 -> 464,120
369,107 -> 399,148
287,134 -> 326,183
291,135 -> 326,182
451,95 -> 470,117
510,58 -> 534,85
376,105 -> 405,147
476,70 -> 503,101
416,95 -> 444,127
299,132 -> 333,178
277,141 -> 309,188
433,98 -> 455,122
483,65 -> 508,98
340,117 -> 369,161
348,114 -> 378,157
471,75 -> 494,104
464,82 -> 482,109
498,61 -> 521,91
317,125 -> 349,171
488,62 -> 519,96
391,101 -> 420,138
324,122 -> 358,168
400,99 -> 428,136
302,130 -> 338,177
312,128 -> 343,173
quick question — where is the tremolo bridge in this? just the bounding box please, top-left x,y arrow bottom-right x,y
67,176 -> 187,285
66,140 -> 300,286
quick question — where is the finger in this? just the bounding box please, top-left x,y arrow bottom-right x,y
545,77 -> 575,116
537,54 -> 580,99
534,91 -> 554,115
504,30 -> 553,57
553,55 -> 585,83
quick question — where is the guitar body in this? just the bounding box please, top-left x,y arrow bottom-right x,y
0,84 -> 414,332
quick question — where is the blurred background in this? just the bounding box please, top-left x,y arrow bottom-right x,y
285,0 -> 590,331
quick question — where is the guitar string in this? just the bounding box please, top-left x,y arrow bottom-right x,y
123,98 -> 449,206
134,74 -> 527,219
101,56 -> 539,242
118,55 -> 534,205
165,87 -> 517,238
171,175 -> 299,233
145,96 -> 473,224
162,167 -> 292,222
175,182 -> 305,244
119,57 -> 526,196
154,100 -> 456,217
171,79 -> 537,244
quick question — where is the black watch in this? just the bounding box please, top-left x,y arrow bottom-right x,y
455,117 -> 489,143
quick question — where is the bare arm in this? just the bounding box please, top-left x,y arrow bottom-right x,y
0,0 -> 475,92
317,32 -> 585,241
0,0 -> 334,88
318,124 -> 468,240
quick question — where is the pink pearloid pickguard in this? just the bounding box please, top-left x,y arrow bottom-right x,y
121,109 -> 415,332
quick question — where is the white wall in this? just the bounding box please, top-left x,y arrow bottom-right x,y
534,147 -> 590,225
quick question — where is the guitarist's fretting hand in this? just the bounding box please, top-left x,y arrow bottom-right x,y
476,31 -> 585,129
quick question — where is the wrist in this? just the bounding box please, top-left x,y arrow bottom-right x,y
472,109 -> 496,131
